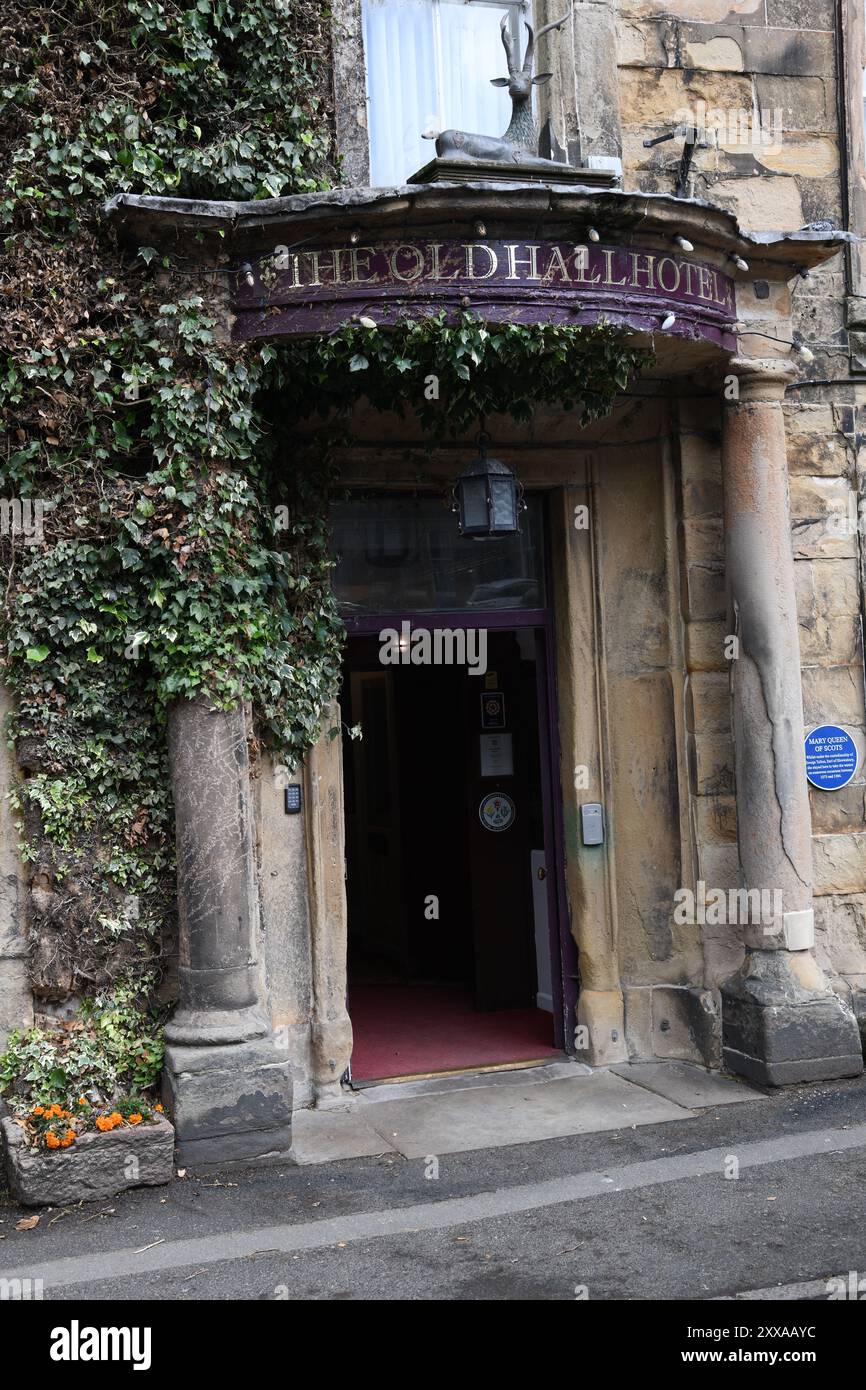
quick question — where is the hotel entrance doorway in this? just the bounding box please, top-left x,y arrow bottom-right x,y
331,494 -> 572,1082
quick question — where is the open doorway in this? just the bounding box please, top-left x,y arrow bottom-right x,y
331,493 -> 571,1083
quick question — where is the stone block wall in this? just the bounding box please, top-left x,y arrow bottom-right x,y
617,1 -> 866,1043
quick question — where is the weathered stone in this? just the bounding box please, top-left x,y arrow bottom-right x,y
808,782 -> 866,835
801,664 -> 866,728
619,0 -> 764,19
692,731 -> 736,794
737,278 -> 792,319
798,612 -> 861,665
162,1036 -> 293,1169
652,985 -> 721,1066
765,0 -> 835,27
688,671 -> 732,736
790,474 -> 859,559
0,683 -> 29,1049
682,516 -> 724,567
813,893 -> 866,979
0,956 -> 32,1048
708,175 -> 804,231
616,18 -> 669,67
696,793 -> 738,843
1,1113 -> 174,1207
623,985 -> 654,1060
684,562 -> 726,620
575,988 -> 627,1065
786,424 -> 851,476
685,619 -> 729,671
756,76 -> 834,133
812,833 -> 866,896
721,949 -> 863,1084
620,67 -> 754,127
678,419 -> 724,517
683,34 -> 744,70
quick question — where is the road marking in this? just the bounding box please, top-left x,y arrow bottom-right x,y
4,1122 -> 866,1291
715,1278 -> 839,1301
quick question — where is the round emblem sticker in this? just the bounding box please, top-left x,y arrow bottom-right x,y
479,793 -> 516,833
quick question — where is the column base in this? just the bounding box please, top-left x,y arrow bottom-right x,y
164,1003 -> 269,1046
162,1035 -> 293,1169
721,949 -> 864,1087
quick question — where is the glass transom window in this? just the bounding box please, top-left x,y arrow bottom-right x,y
330,493 -> 546,615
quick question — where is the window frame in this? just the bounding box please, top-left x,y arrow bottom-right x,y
361,0 -> 531,187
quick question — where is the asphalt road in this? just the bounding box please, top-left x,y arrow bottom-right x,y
2,1073 -> 865,1302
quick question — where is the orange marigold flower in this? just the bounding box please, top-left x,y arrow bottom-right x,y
45,1132 -> 60,1149
60,1136 -> 74,1147
78,1097 -> 87,1106
32,1105 -> 45,1116
155,1103 -> 164,1113
95,1116 -> 112,1132
128,1113 -> 142,1125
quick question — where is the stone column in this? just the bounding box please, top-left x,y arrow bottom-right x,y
304,702 -> 354,1106
720,360 -> 862,1084
162,696 -> 293,1167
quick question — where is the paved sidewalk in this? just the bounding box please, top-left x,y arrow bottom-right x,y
290,1059 -> 765,1164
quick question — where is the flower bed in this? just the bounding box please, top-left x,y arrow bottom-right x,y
1,1103 -> 174,1207
0,1000 -> 173,1204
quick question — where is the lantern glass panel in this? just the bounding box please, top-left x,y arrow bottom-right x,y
460,476 -> 491,533
488,474 -> 517,532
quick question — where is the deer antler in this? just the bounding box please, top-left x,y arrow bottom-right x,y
521,7 -> 572,77
499,13 -> 518,76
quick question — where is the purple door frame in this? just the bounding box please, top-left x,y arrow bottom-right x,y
341,604 -> 578,1054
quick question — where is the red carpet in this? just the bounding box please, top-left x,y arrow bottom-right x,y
349,982 -> 559,1080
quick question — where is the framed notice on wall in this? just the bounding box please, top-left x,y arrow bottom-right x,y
480,732 -> 514,778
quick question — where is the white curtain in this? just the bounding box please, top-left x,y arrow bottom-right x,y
363,0 -> 515,186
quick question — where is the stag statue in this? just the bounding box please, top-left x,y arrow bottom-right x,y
424,10 -> 572,169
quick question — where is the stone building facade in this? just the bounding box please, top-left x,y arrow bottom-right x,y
2,0 -> 866,1165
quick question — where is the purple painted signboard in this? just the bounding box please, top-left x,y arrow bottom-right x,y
232,238 -> 737,348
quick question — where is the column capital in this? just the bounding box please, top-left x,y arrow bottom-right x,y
726,356 -> 798,403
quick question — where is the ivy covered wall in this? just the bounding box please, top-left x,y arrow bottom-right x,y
0,0 -> 648,1075
0,0 -> 342,1013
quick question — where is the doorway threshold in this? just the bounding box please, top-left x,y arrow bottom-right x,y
289,1061 -> 766,1167
352,1054 -> 568,1091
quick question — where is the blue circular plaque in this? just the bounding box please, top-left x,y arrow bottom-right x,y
804,725 -> 860,790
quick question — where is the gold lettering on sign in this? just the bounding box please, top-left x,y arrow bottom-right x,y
656,257 -> 681,294
429,242 -> 461,281
390,244 -> 425,283
698,266 -> 716,301
602,249 -> 628,287
504,244 -> 541,281
630,253 -> 655,290
541,246 -> 571,284
573,248 -> 600,284
463,243 -> 498,280
683,262 -> 699,298
349,248 -> 379,284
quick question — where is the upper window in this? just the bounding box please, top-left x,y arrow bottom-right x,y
362,0 -> 526,187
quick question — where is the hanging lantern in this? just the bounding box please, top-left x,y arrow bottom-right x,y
452,434 -> 524,538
